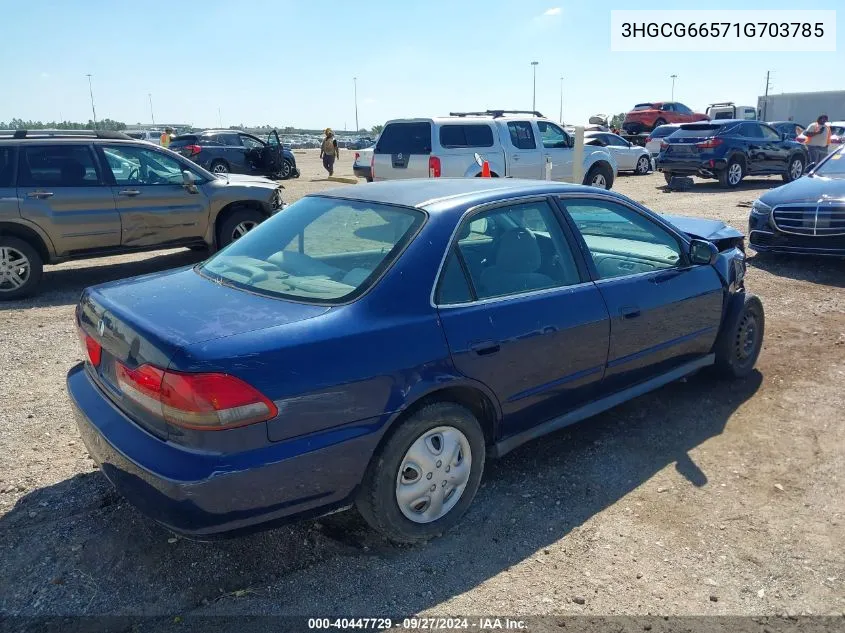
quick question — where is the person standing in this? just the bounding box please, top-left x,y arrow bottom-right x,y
320,128 -> 339,176
160,127 -> 174,148
803,115 -> 831,164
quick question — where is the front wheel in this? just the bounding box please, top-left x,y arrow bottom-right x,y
713,294 -> 765,379
279,159 -> 293,180
356,402 -> 486,543
635,155 -> 651,175
783,155 -> 805,182
583,163 -> 614,189
0,237 -> 43,300
216,207 -> 266,249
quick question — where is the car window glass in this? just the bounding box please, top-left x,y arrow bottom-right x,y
375,122 -> 432,154
214,134 -> 240,146
0,147 -> 14,187
201,197 -> 425,303
436,248 -> 473,305
661,104 -> 674,111
101,145 -> 190,186
19,145 -> 100,187
761,125 -> 781,141
438,124 -> 494,149
562,199 -> 682,279
676,103 -> 692,114
452,201 -> 580,300
740,123 -> 763,138
507,122 -> 537,150
537,121 -> 569,149
241,135 -> 263,150
606,134 -> 627,146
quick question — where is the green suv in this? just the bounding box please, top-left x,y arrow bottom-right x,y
0,130 -> 286,299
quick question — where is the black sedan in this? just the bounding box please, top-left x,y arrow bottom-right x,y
170,129 -> 300,180
749,147 -> 845,256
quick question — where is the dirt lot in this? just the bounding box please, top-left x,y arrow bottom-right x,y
1,150 -> 843,623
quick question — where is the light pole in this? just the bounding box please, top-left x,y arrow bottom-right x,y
559,76 -> 564,123
85,74 -> 97,128
148,93 -> 155,125
670,74 -> 678,101
531,61 -> 539,112
353,77 -> 359,132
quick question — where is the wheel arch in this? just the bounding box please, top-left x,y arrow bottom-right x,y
0,220 -> 54,264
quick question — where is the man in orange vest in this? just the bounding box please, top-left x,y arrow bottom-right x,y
804,114 -> 831,165
160,127 -> 174,148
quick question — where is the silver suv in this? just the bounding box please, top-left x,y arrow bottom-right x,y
0,130 -> 285,299
372,110 -> 618,188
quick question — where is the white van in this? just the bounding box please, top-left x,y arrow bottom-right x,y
706,103 -> 758,121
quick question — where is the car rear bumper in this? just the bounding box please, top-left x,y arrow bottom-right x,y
656,156 -> 727,177
353,165 -> 372,179
67,363 -> 381,536
748,229 -> 845,256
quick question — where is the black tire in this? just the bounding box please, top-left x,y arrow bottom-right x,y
653,118 -> 667,128
356,402 -> 486,544
216,207 -> 266,249
663,172 -> 674,185
782,154 -> 805,182
635,155 -> 651,175
209,160 -> 230,176
279,159 -> 293,180
0,236 -> 43,300
713,294 -> 765,380
583,163 -> 614,189
718,158 -> 744,188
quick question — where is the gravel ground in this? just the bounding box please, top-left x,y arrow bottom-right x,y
0,151 -> 843,624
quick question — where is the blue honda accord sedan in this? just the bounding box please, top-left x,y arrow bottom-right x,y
67,179 -> 763,543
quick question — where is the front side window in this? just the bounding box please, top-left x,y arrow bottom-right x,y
507,122 -> 537,150
18,145 -> 101,187
201,197 -> 425,303
537,121 -> 569,149
438,124 -> 494,149
101,145 -> 192,186
241,135 -> 264,150
761,125 -> 782,141
448,201 -> 580,301
562,199 -> 683,279
676,103 -> 692,115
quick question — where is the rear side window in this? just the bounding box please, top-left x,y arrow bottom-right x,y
633,103 -> 654,111
0,147 -> 15,187
507,122 -> 536,150
438,124 -> 494,149
375,122 -> 432,154
18,145 -> 100,187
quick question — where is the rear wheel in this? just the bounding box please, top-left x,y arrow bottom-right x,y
584,163 -> 613,189
783,155 -> 805,182
713,294 -> 765,379
635,155 -> 651,175
719,158 -> 744,188
216,207 -> 265,249
356,402 -> 486,543
0,237 -> 43,300
210,160 -> 230,176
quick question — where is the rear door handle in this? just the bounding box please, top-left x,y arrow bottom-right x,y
26,191 -> 53,199
620,306 -> 641,319
118,189 -> 141,197
470,341 -> 501,356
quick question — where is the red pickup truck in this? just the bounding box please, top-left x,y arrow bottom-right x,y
622,102 -> 709,134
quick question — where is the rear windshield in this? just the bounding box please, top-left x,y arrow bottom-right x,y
633,103 -> 654,110
439,124 -> 494,149
169,135 -> 197,145
199,196 -> 425,303
672,124 -> 726,138
650,126 -> 677,138
375,122 -> 432,154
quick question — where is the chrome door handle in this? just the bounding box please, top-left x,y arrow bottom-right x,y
27,191 -> 53,199
118,189 -> 141,197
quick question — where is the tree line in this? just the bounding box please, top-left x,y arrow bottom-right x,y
0,118 -> 128,131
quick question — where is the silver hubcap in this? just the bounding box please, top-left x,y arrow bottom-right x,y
0,247 -> 30,292
591,173 -> 607,188
790,160 -> 803,179
282,162 -> 290,176
728,163 -> 742,185
232,221 -> 257,240
212,163 -> 228,174
637,157 -> 649,173
396,426 -> 472,524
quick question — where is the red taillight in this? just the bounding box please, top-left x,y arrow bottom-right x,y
185,144 -> 201,156
660,141 -> 669,150
645,136 -> 653,143
115,362 -> 278,430
429,156 -> 441,178
76,325 -> 101,367
695,137 -> 723,150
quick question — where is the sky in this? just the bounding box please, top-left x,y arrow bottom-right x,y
0,0 -> 841,131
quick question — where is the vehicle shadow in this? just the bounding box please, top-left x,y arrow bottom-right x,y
657,178 -> 782,194
0,249 -> 206,311
748,251 -> 845,288
0,371 -> 762,617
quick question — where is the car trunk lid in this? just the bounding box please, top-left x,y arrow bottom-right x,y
372,121 -> 433,180
664,124 -> 725,156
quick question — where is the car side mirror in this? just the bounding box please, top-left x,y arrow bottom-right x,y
689,239 -> 718,265
182,170 -> 198,192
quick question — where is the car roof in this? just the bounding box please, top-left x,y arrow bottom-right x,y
384,116 -> 548,125
312,179 -> 621,212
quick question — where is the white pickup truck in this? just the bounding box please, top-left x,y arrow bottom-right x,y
371,110 -> 618,189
